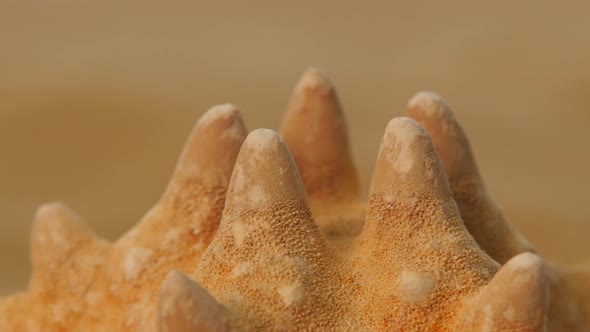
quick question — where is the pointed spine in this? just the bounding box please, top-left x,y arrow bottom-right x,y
161,103 -> 247,233
280,68 -> 359,203
30,202 -> 96,275
455,253 -> 549,331
407,92 -> 478,180
407,92 -> 534,263
169,103 -> 246,189
156,271 -> 229,332
352,118 -> 498,330
124,104 -> 247,247
361,117 -> 466,247
197,129 -> 344,330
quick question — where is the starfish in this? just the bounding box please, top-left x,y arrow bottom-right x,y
278,70 -> 586,331
406,92 -> 590,332
0,104 -> 248,331
161,121 -> 547,331
0,68 -> 550,331
158,70 -> 548,331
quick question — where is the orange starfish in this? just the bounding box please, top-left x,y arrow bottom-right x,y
0,68 -> 550,331
407,92 -> 590,331
0,104 -> 247,331
163,121 -> 547,330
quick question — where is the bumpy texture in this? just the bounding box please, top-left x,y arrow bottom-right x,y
279,69 -> 364,237
0,68 -> 571,331
406,92 -> 590,331
190,121 -> 547,331
0,104 -> 248,331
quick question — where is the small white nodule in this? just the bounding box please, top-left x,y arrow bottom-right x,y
399,270 -> 435,303
278,283 -> 305,306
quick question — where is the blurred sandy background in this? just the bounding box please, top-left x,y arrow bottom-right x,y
1,1 -> 589,294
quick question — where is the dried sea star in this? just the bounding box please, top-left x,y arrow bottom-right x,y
406,92 -> 590,332
160,69 -> 548,331
0,69 -> 551,331
0,104 -> 247,331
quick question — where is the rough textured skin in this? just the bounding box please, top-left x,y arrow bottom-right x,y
280,68 -> 364,237
453,253 -> 549,331
406,92 -> 534,264
0,104 -> 247,331
0,69 -> 554,331
0,203 -> 110,332
406,92 -> 590,331
193,124 -> 547,331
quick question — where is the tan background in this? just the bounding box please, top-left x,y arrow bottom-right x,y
1,1 -> 589,294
